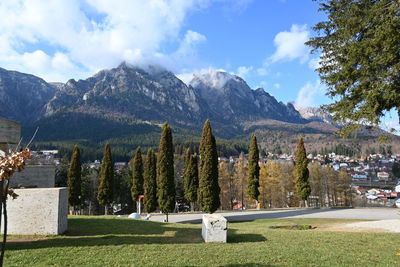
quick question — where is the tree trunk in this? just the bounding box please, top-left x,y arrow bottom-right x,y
104,205 -> 108,215
0,180 -> 3,234
398,108 -> 400,125
166,213 -> 169,223
0,180 -> 9,267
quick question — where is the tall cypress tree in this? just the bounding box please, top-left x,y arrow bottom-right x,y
144,148 -> 157,213
247,134 -> 260,206
157,123 -> 175,222
67,145 -> 82,213
131,147 -> 144,203
198,120 -> 220,213
97,143 -> 114,215
183,153 -> 199,211
295,136 -> 311,207
184,148 -> 191,176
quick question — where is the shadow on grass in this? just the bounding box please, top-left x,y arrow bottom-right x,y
220,264 -> 275,267
7,217 -> 266,250
227,229 -> 267,243
66,217 -> 168,236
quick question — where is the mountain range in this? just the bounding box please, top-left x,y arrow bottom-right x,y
2,62 -> 398,160
0,62 -> 326,139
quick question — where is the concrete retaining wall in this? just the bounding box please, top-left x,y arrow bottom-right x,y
0,117 -> 20,145
1,188 -> 68,235
11,165 -> 55,188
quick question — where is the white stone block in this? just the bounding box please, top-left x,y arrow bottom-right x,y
1,188 -> 68,235
202,214 -> 227,243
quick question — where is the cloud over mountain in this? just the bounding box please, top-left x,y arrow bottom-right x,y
0,0 -> 209,82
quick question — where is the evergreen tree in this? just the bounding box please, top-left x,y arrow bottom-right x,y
184,148 -> 191,175
97,143 -> 114,215
157,123 -> 175,221
67,145 -> 82,213
306,0 -> 400,134
131,147 -> 144,202
295,136 -> 311,207
144,149 -> 157,213
198,120 -> 220,213
393,162 -> 400,178
183,153 -> 199,211
247,134 -> 260,206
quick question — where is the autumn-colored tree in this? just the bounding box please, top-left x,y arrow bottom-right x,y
144,149 -> 157,213
97,144 -> 114,215
233,154 -> 248,209
247,134 -> 260,206
0,150 -> 30,265
198,120 -> 220,213
67,145 -> 82,213
309,161 -> 323,207
259,163 -> 269,208
295,136 -> 311,207
157,123 -> 175,222
337,169 -> 352,207
218,161 -> 236,210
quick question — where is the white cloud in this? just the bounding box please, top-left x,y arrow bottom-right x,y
21,50 -> 51,73
0,0 -> 209,82
221,0 -> 253,17
269,24 -> 310,64
273,83 -> 281,89
295,80 -> 325,108
259,81 -> 268,88
256,67 -> 268,76
176,72 -> 195,85
177,66 -> 225,85
235,66 -> 253,79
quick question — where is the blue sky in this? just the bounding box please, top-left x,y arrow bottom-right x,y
0,0 -> 398,131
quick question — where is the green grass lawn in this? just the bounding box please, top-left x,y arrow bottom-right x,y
5,216 -> 400,266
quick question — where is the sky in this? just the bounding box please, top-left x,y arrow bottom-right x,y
0,0 -> 398,131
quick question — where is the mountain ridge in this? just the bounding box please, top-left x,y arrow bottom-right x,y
1,63 -> 336,141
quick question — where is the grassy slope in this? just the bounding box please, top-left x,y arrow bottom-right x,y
5,216 -> 400,266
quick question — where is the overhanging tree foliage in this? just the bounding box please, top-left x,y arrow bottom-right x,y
144,148 -> 157,213
97,144 -> 114,215
198,120 -> 220,213
131,147 -> 144,203
247,134 -> 260,205
295,136 -> 311,206
157,123 -> 175,221
306,0 -> 400,135
67,145 -> 82,212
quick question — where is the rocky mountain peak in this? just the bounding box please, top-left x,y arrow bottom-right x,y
0,68 -> 57,124
191,70 -> 237,90
297,106 -> 336,125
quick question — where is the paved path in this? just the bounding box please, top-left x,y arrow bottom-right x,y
146,208 -> 400,223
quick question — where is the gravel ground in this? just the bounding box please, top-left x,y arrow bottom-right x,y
345,219 -> 400,232
145,208 -> 400,223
